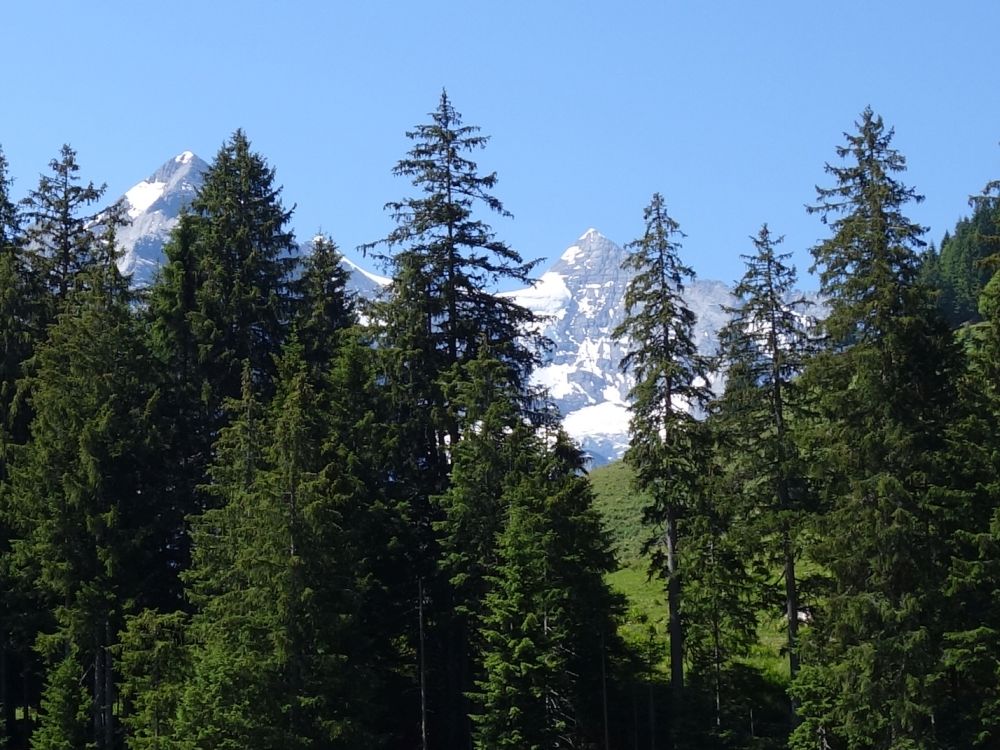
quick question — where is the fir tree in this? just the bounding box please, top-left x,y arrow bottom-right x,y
363,91 -> 547,747
6,220 -> 162,750
792,108 -> 963,748
612,192 -> 712,721
713,225 -> 816,721
293,233 -> 355,373
472,432 -> 620,750
21,144 -> 105,307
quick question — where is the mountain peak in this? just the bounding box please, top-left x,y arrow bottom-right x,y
578,227 -> 604,241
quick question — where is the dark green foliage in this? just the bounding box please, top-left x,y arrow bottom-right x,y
117,610 -> 190,750
613,192 -> 713,710
929,181 -> 1000,746
179,349 -> 380,749
6,219 -> 163,750
0,144 -> 35,468
21,144 -> 105,306
184,129 -> 298,401
363,92 -> 550,748
142,133 -> 300,612
793,108 -> 964,748
31,644 -> 91,750
921,195 -> 999,327
366,91 -> 545,476
713,225 -> 817,722
367,90 -> 542,390
293,234 -> 355,372
472,432 -> 620,750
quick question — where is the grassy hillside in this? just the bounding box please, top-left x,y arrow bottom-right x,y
589,460 -> 787,681
588,460 -> 650,563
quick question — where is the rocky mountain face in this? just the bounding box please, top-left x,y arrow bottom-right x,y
506,229 -> 734,465
116,152 -> 209,285
112,152 -> 387,294
112,154 -> 742,466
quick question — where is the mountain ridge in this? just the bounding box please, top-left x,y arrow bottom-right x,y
112,152 -> 751,465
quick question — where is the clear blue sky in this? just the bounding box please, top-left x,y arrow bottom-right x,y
3,1 -> 1000,289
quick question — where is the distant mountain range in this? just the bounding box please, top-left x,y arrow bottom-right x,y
113,153 -> 757,465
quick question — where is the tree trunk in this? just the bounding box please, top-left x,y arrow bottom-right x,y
104,620 -> 114,750
418,578 -> 428,750
600,631 -> 610,750
94,644 -> 103,747
1,646 -> 12,741
665,507 -> 683,706
783,525 -> 800,725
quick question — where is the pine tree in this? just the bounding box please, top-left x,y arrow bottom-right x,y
363,91 -> 547,747
713,225 -> 816,720
791,108 -> 964,748
472,432 -> 620,750
930,178 -> 1000,745
612,192 -> 712,721
293,234 -> 355,373
6,220 -> 162,750
179,349 -> 379,749
21,144 -> 105,307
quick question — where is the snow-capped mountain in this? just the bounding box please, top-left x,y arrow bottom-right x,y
114,154 -> 743,466
115,152 -> 209,285
112,152 -> 384,295
507,229 -> 734,465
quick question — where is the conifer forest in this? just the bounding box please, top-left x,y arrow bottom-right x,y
3,93 -> 1000,749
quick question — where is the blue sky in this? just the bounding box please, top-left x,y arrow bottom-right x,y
3,1 -> 1000,289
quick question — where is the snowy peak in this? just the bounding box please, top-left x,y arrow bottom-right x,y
114,153 -> 378,297
115,152 -> 209,284
510,230 -> 735,465
552,227 -> 624,277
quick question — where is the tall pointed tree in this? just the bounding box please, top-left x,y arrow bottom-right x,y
713,225 -> 816,717
365,89 -> 545,476
791,108 -> 964,748
363,91 -> 547,747
472,431 -> 621,750
21,144 -> 105,308
292,233 -> 356,373
178,348 -> 381,749
6,220 -> 162,750
613,192 -> 712,720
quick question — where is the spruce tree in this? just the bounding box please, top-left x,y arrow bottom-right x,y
791,108 -> 964,748
365,90 -> 544,479
6,221 -> 162,750
713,225 -> 816,719
179,349 -> 379,749
0,144 -> 33,443
184,129 -> 298,402
0,149 -> 33,618
142,133 -> 299,602
293,233 -> 355,373
931,178 -> 1000,745
21,144 -> 105,307
472,431 -> 620,750
364,90 -> 546,747
612,192 -> 712,721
